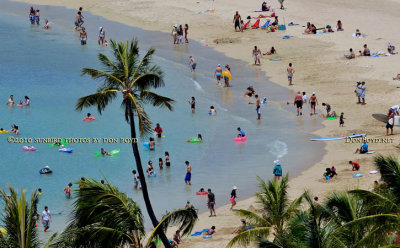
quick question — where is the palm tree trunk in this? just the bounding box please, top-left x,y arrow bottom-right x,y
127,101 -> 171,248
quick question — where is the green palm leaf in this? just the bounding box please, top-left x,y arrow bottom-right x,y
225,227 -> 271,248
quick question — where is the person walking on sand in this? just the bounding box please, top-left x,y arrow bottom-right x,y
309,92 -> 318,115
358,81 -> 366,105
278,0 -> 285,9
215,64 -> 222,85
387,109 -> 394,136
339,112 -> 344,127
184,24 -> 189,43
252,46 -> 262,65
294,91 -> 303,116
42,206 -> 51,232
249,94 -> 261,120
207,188 -> 216,217
273,160 -> 282,181
188,96 -> 195,113
230,186 -> 238,210
287,63 -> 295,85
233,11 -> 242,32
185,161 -> 191,185
189,56 -> 196,72
63,182 -> 72,199
171,24 -> 178,44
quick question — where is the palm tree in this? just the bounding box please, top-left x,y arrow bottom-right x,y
49,178 -> 197,248
0,186 -> 40,248
226,175 -> 302,248
76,38 -> 174,247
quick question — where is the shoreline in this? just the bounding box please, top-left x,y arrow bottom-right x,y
9,0 -> 400,246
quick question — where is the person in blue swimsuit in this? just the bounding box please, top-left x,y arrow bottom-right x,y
184,161 -> 191,185
29,7 -> 35,24
35,9 -> 40,25
214,64 -> 222,85
237,127 -> 245,137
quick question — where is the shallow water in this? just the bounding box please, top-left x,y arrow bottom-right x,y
0,0 -> 324,236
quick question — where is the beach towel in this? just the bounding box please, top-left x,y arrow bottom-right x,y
243,20 -> 251,29
288,21 -> 299,26
269,58 -> 281,61
191,232 -> 202,237
245,226 -> 255,230
261,20 -> 271,29
371,51 -> 391,58
251,19 -> 260,28
352,33 -> 366,38
282,35 -> 291,39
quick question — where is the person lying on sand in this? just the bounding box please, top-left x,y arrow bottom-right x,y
355,29 -> 362,37
263,46 -> 276,55
393,74 -> 400,80
304,22 -> 312,34
232,219 -> 247,234
253,12 -> 275,19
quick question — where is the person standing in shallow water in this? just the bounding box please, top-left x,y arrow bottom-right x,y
188,96 -> 195,113
214,64 -> 222,85
294,91 -> 303,116
230,186 -> 238,210
207,189 -> 216,217
184,24 -> 189,43
185,161 -> 191,185
273,160 -> 282,181
80,27 -> 87,45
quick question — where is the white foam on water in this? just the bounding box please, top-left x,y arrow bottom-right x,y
268,140 -> 288,159
190,78 -> 204,92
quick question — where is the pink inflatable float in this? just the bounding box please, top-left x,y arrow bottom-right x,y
234,136 -> 247,142
83,117 -> 96,121
22,146 -> 37,151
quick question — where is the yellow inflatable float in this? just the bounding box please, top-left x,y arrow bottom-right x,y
221,71 -> 232,81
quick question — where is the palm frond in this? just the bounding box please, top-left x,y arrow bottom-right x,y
374,155 -> 400,202
75,89 -> 119,113
81,68 -> 124,88
225,227 -> 271,248
234,209 -> 269,227
140,90 -> 174,110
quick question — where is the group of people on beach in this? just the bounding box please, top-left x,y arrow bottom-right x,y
29,6 -> 50,29
171,24 -> 189,44
6,94 -> 30,107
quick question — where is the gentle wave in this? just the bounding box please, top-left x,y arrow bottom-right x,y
268,140 -> 288,159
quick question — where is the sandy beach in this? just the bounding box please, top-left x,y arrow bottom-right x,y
11,0 -> 400,246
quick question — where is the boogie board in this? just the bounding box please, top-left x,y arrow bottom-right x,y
372,113 -> 400,126
311,133 -> 366,141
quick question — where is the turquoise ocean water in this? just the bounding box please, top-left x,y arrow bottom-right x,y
0,0 -> 324,236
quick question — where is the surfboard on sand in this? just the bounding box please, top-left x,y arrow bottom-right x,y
310,133 -> 366,141
372,113 -> 400,126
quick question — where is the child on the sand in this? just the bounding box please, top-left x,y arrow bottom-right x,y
339,112 -> 344,127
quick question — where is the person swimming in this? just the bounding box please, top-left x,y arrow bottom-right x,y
209,106 -> 217,115
186,134 -> 203,142
244,85 -> 255,97
24,96 -> 30,106
43,19 -> 50,29
146,160 -> 154,176
149,137 -> 155,150
100,148 -> 111,156
17,100 -> 24,107
165,151 -> 171,167
237,127 -> 245,137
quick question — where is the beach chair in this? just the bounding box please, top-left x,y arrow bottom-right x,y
261,19 -> 270,29
243,20 -> 251,29
251,19 -> 260,28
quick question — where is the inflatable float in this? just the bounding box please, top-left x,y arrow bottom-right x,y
353,173 -> 363,178
143,142 -> 156,149
48,140 -> 69,147
188,138 -> 202,143
0,130 -> 8,134
22,146 -> 37,151
83,117 -> 96,121
94,149 -> 120,157
196,191 -> 208,195
234,136 -> 247,142
369,170 -> 378,174
148,172 -> 157,178
39,168 -> 52,174
59,148 -> 73,153
221,71 -> 232,81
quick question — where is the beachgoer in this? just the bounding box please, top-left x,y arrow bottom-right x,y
262,1 -> 268,11
207,226 -> 216,235
185,200 -> 190,208
159,158 -> 163,169
189,56 -> 196,72
146,160 -> 154,176
313,196 -> 319,204
63,182 -> 72,199
177,25 -> 184,44
232,219 -> 247,234
149,137 -> 155,150
215,64 -> 222,85
358,81 -> 366,105
132,170 -> 141,190
100,148 -> 111,156
74,11 -> 83,30
186,134 -> 203,142
209,106 -> 217,115
103,40 -> 108,47
165,151 -> 171,167
311,24 -> 317,34
373,181 -> 380,193
388,42 -> 397,54
86,113 -> 95,119
349,161 -> 360,171
24,96 -> 30,106
101,180 -> 107,185
173,230 -> 182,245
6,95 -> 14,105
273,160 -> 282,181
38,188 -> 42,196
355,29 -> 362,37
35,9 -> 40,25
237,127 -> 245,137
230,186 -> 237,210
263,46 -> 276,55
294,91 -> 303,116
98,27 -> 105,45
393,74 -> 400,81
207,189 -> 216,217
78,7 -> 85,24
359,44 -> 370,56
240,20 -> 245,32
42,206 -> 51,232
185,161 -> 191,185
184,24 -> 189,43
355,142 -> 368,154
278,0 -> 284,9
16,100 -> 23,107
154,123 -> 163,138
248,94 -> 261,119
188,96 -> 195,113
304,22 -> 312,34
321,103 -> 331,117
43,19 -> 51,29
80,27 -> 87,45
287,63 -> 295,85
171,24 -> 178,44
302,92 -> 307,103
233,11 -> 242,31
252,46 -> 262,65
387,109 -> 394,136
339,112 -> 344,127
346,48 -> 355,59
9,124 -> 20,135
244,85 -> 255,97
336,20 -> 343,31
309,92 -> 318,115
223,65 -> 231,87
390,105 -> 400,116
29,7 -> 35,24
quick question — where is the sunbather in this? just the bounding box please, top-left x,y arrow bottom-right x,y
336,20 -> 343,31
263,46 -> 276,55
253,12 -> 275,19
232,219 -> 247,234
346,48 -> 355,59
355,29 -> 362,37
393,74 -> 400,81
304,22 -> 312,34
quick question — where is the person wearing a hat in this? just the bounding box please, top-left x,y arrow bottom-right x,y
185,200 -> 190,208
171,24 -> 178,44
261,1 -> 269,11
214,64 -> 223,85
309,92 -> 318,115
98,27 -> 105,46
273,160 -> 282,181
230,186 -> 238,210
